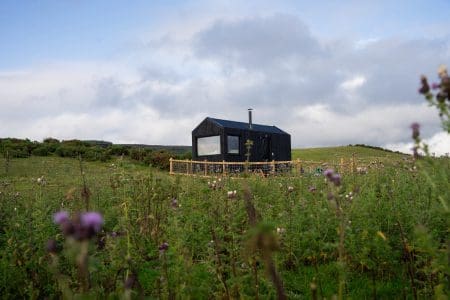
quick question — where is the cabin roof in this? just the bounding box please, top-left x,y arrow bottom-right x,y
207,117 -> 288,135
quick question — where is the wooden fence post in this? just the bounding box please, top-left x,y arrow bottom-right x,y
204,160 -> 207,176
169,158 -> 173,175
340,158 -> 345,174
271,160 -> 275,174
185,159 -> 189,175
222,160 -> 226,176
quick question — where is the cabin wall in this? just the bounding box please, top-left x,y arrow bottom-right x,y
192,118 -> 291,162
192,119 -> 224,161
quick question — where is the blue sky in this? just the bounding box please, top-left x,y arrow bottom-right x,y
2,0 -> 449,68
1,0 -> 449,154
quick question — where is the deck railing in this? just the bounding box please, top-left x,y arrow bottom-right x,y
169,155 -> 376,177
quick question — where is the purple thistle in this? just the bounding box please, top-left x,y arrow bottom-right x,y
80,212 -> 103,233
410,122 -> 420,140
431,82 -> 441,90
171,198 -> 179,208
53,211 -> 69,225
418,75 -> 430,94
331,173 -> 341,186
308,186 -> 317,193
46,239 -> 59,254
323,168 -> 334,178
159,242 -> 169,252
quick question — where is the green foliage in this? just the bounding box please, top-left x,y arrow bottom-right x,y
0,153 -> 448,298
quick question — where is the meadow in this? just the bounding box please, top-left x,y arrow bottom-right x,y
0,147 -> 448,299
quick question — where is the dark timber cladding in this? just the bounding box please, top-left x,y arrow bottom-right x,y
192,117 -> 291,162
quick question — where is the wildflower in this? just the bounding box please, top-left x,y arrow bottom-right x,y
171,197 -> 179,208
46,239 -> 59,254
159,242 -> 169,252
227,190 -> 237,199
287,186 -> 294,193
276,227 -> 286,235
37,176 -> 46,185
323,168 -> 334,179
410,122 -> 420,140
308,186 -> 317,193
331,173 -> 341,186
53,211 -> 69,225
431,82 -> 441,90
438,64 -> 448,79
418,75 -> 430,94
61,220 -> 75,236
324,169 -> 341,187
80,212 -> 103,233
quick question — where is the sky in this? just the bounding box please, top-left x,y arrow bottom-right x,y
1,0 -> 449,155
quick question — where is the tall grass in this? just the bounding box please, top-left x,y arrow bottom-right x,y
0,152 -> 448,298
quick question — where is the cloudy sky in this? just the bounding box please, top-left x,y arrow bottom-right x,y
1,0 -> 449,154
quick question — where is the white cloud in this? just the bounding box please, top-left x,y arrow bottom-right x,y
354,38 -> 379,50
340,76 -> 366,91
385,131 -> 450,156
0,13 -> 449,150
289,103 -> 440,147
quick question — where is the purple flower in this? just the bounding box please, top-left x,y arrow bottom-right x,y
431,82 -> 441,90
323,168 -> 334,178
80,212 -> 103,233
418,75 -> 430,94
171,198 -> 179,208
308,186 -> 317,193
331,174 -> 341,186
159,242 -> 169,252
53,211 -> 69,225
46,239 -> 59,254
410,122 -> 420,139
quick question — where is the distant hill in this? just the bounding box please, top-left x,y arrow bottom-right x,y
82,140 -> 191,155
116,144 -> 191,155
292,145 -> 409,162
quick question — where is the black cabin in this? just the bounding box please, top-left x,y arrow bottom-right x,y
192,115 -> 291,162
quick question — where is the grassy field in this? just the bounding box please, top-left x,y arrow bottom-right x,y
292,145 -> 407,162
0,147 -> 448,299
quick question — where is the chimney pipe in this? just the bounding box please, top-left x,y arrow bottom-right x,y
248,108 -> 253,129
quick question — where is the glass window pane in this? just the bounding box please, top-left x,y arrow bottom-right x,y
197,136 -> 221,156
227,136 -> 239,154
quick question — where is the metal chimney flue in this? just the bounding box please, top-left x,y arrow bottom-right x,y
248,108 -> 253,129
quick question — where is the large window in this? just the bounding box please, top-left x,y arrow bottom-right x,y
197,136 -> 221,156
227,135 -> 239,154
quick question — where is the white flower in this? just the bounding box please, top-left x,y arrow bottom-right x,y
276,227 -> 286,234
227,190 -> 237,198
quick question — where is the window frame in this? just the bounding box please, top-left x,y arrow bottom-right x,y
197,135 -> 221,156
227,135 -> 240,155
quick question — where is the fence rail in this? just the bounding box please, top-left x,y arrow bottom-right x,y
169,156 -> 376,177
